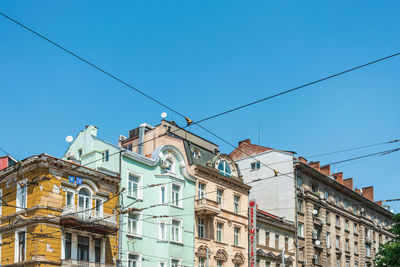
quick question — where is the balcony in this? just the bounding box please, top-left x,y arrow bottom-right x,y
60,205 -> 118,234
195,198 -> 221,215
61,259 -> 114,267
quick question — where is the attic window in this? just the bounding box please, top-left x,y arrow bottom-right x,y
192,149 -> 201,159
78,148 -> 82,157
251,161 -> 260,170
102,150 -> 109,162
218,160 -> 231,178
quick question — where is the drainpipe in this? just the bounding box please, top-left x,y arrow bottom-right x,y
206,247 -> 209,267
294,164 -> 299,267
138,123 -> 146,155
117,150 -> 123,267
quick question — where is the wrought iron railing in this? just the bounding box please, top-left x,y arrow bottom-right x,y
62,205 -> 117,227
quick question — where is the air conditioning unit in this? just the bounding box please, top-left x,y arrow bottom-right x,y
66,151 -> 74,159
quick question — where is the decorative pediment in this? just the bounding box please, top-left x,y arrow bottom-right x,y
232,252 -> 245,264
195,245 -> 209,258
266,251 -> 278,259
256,248 -> 267,257
285,256 -> 294,263
214,249 -> 228,261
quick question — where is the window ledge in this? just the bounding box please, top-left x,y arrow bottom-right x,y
232,245 -> 245,249
126,233 -> 142,239
215,241 -> 228,246
335,225 -> 341,230
170,241 -> 183,246
345,229 -> 350,233
157,240 -> 168,243
171,205 -> 184,210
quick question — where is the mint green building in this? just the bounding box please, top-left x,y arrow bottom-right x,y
64,125 -> 196,267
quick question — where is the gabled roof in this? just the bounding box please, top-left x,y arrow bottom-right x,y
229,139 -> 295,161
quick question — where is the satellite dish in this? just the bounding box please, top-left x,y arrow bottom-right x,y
66,136 -> 74,143
315,240 -> 321,246
161,112 -> 167,119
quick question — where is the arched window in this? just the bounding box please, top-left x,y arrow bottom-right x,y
78,188 -> 91,219
218,160 -> 231,178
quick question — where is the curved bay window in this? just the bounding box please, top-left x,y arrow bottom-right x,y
218,160 -> 231,177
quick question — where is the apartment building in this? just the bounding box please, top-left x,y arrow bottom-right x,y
120,120 -> 251,267
256,208 -> 296,267
64,125 -> 196,267
231,139 -> 395,267
0,154 -> 119,266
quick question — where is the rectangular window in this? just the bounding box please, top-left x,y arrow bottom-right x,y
234,227 -> 240,246
297,177 -> 302,188
77,235 -> 89,261
336,215 -> 340,226
366,244 -> 371,257
354,242 -> 358,254
95,199 -> 103,217
345,220 -> 349,231
325,190 -> 329,200
336,236 -> 340,249
216,189 -> 223,206
198,218 -> 205,238
102,150 -> 109,162
65,233 -> 72,259
216,223 -> 223,242
297,199 -> 303,212
66,191 -> 73,206
159,222 -> 166,241
198,183 -> 205,199
234,195 -> 240,214
265,232 -> 270,246
16,182 -> 27,211
345,239 -> 349,251
18,231 -> 26,261
353,205 -> 357,213
128,254 -> 139,267
127,212 -> 141,236
160,185 -> 166,204
354,223 -> 358,233
172,184 -> 181,207
326,232 -> 331,248
199,257 -> 206,267
171,259 -> 180,267
335,195 -> 339,205
326,211 -> 330,224
94,238 -> 101,263
298,223 -> 304,237
128,172 -> 141,199
275,234 -> 279,249
344,200 -> 348,209
171,219 -> 182,243
311,184 -> 318,193
251,161 -> 261,170
285,237 -> 289,251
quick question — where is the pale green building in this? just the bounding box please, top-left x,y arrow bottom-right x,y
64,125 -> 196,267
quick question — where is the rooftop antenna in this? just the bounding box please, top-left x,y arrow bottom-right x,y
258,123 -> 261,145
66,136 -> 73,143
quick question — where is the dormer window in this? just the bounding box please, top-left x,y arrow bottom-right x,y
218,160 -> 231,177
251,161 -> 260,170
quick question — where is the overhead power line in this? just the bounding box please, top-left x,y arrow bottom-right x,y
0,11 -> 188,121
327,147 -> 400,166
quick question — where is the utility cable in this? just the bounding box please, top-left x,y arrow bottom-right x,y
326,147 -> 400,166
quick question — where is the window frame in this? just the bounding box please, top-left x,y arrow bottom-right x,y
216,222 -> 223,242
127,211 -> 142,237
159,221 -> 167,241
171,218 -> 183,243
14,228 -> 26,263
198,218 -> 205,239
159,185 -> 167,204
16,181 -> 27,212
234,227 -> 240,246
127,171 -> 143,199
128,253 -> 141,267
171,183 -> 182,208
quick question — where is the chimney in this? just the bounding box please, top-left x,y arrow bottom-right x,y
343,178 -> 353,190
355,188 -> 362,195
362,186 -> 374,202
333,172 -> 343,184
309,161 -> 320,171
298,156 -> 308,164
138,123 -> 146,155
320,165 -> 331,176
375,201 -> 382,206
85,125 -> 98,136
239,139 -> 251,145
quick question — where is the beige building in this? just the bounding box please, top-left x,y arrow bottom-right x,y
256,209 -> 296,267
119,120 -> 251,267
295,158 -> 394,267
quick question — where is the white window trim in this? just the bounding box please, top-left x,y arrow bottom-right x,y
159,185 -> 167,204
216,222 -> 224,242
94,197 -> 104,217
159,221 -> 167,241
128,252 -> 142,267
14,226 -> 27,263
65,189 -> 75,207
171,183 -> 183,208
127,170 -> 143,200
170,218 -> 183,243
16,181 -> 28,212
127,212 -> 142,237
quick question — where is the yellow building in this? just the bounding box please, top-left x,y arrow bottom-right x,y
0,154 -> 120,267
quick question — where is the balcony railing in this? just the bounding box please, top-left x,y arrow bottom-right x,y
195,198 -> 221,215
61,259 -> 115,267
61,205 -> 117,233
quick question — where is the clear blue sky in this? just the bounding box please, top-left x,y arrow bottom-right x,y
1,1 -> 399,212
